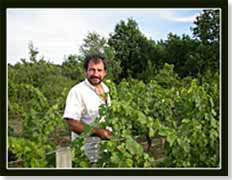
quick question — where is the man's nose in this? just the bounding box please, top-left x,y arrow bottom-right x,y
93,70 -> 99,76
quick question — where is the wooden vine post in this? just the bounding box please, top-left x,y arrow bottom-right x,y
56,146 -> 72,168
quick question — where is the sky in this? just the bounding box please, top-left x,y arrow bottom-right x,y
7,8 -> 205,65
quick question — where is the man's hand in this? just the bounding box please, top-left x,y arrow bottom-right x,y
65,118 -> 112,139
93,128 -> 112,139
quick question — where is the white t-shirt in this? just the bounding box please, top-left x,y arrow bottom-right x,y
63,79 -> 110,140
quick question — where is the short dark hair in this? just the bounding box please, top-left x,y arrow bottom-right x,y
84,53 -> 107,72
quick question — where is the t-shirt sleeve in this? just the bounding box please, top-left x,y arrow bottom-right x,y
63,87 -> 83,120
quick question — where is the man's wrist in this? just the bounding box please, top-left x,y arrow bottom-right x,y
92,127 -> 99,136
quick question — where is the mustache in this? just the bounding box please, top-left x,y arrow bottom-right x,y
90,76 -> 101,79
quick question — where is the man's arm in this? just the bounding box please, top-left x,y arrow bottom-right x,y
65,118 -> 112,139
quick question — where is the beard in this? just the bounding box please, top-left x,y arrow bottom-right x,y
88,76 -> 103,86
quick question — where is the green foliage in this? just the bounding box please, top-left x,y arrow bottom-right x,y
62,54 -> 85,82
94,72 -> 219,168
9,46 -> 75,104
79,32 -> 107,56
154,63 -> 181,88
62,135 -> 88,168
158,33 -> 200,77
160,78 -> 219,167
9,137 -> 49,167
108,18 -> 159,81
8,82 -> 70,167
8,64 -> 220,167
192,10 -> 220,45
8,46 -> 71,167
191,9 -> 220,74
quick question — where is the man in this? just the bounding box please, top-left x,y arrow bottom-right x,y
63,54 -> 112,166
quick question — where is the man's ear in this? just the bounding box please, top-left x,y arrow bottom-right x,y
102,71 -> 107,79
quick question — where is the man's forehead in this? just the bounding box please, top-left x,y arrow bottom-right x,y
88,59 -> 104,67
89,58 -> 103,63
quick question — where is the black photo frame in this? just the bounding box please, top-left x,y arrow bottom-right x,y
0,0 -> 228,176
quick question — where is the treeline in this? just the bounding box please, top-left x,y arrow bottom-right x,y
9,9 -> 219,102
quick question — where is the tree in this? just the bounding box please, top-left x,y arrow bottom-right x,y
108,18 -> 159,81
28,41 -> 39,63
191,9 -> 220,74
79,32 -> 107,57
192,10 -> 219,45
62,54 -> 85,82
158,33 -> 199,77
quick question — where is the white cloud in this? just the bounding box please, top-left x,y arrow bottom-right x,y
7,8 -> 202,65
165,14 -> 199,23
7,8 -> 119,64
152,9 -> 200,23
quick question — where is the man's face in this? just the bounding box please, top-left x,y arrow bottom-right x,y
86,59 -> 106,86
